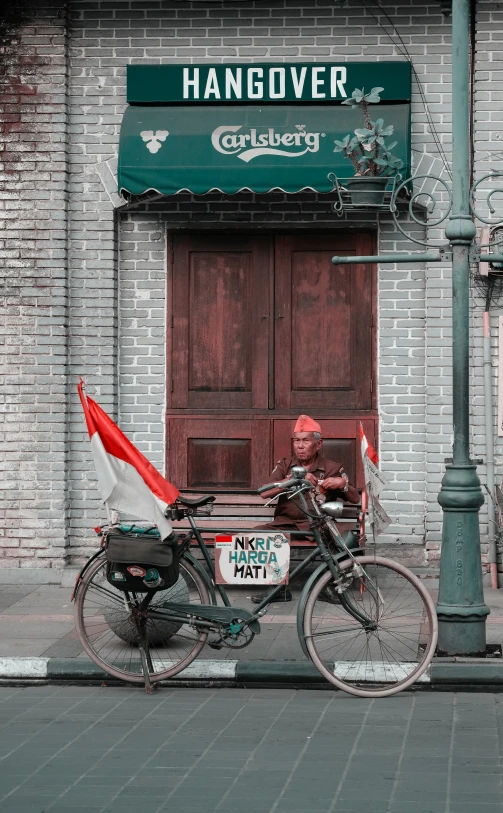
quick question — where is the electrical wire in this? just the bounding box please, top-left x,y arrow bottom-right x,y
359,0 -> 452,181
363,0 -> 451,179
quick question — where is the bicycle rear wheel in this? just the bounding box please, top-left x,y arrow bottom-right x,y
303,555 -> 437,698
75,553 -> 210,684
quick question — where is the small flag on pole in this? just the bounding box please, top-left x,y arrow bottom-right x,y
370,495 -> 392,537
78,380 -> 179,538
359,422 -> 378,465
359,423 -> 391,537
363,452 -> 389,499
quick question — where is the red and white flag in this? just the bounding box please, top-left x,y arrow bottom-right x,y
78,380 -> 179,538
359,422 -> 378,465
360,423 -> 387,495
359,423 -> 391,536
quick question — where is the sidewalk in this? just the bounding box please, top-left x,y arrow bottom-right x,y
0,583 -> 309,661
2,580 -> 503,686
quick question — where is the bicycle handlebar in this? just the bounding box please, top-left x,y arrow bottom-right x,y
257,476 -> 309,495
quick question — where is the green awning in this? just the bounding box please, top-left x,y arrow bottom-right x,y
118,104 -> 411,197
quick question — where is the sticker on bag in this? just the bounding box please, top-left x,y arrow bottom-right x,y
127,565 -> 147,577
143,568 -> 164,588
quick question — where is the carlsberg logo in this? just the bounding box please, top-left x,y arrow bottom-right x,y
211,124 -> 324,163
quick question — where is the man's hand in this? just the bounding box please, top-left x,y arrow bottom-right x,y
319,476 -> 346,493
305,472 -> 318,487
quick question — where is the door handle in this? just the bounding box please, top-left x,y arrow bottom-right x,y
276,314 -> 284,319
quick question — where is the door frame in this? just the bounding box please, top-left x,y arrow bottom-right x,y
166,229 -> 378,486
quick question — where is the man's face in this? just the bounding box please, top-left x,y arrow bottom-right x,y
292,432 -> 322,463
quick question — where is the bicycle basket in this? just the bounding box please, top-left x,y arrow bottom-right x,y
104,530 -> 180,592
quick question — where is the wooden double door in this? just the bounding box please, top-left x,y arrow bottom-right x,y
167,232 -> 377,491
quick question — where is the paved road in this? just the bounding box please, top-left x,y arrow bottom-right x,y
0,687 -> 501,813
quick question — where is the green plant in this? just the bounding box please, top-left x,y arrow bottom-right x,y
333,87 -> 404,177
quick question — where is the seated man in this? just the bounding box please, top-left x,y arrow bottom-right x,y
251,414 -> 360,603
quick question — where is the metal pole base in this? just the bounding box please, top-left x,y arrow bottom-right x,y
436,463 -> 490,656
436,618 -> 487,657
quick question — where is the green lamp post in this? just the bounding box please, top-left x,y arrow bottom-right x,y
435,0 -> 490,655
332,0 -> 492,655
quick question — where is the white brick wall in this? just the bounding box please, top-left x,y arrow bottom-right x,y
7,0 -> 502,577
0,1 -> 70,581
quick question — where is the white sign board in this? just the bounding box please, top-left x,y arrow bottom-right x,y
214,533 -> 290,586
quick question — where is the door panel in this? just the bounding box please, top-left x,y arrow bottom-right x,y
273,418 -> 377,490
189,252 -> 249,393
292,252 -> 351,390
274,234 -> 374,410
322,439 -> 357,486
170,234 -> 272,410
169,418 -> 271,490
188,439 -> 251,488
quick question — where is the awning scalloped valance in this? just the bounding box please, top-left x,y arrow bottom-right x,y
118,104 -> 411,197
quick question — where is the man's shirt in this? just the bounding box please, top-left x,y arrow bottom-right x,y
268,453 -> 360,531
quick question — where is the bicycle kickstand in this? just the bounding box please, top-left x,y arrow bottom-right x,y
134,618 -> 156,695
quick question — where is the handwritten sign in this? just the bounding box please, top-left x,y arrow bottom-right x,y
360,423 -> 392,538
370,495 -> 392,536
214,533 -> 290,586
363,455 -> 388,498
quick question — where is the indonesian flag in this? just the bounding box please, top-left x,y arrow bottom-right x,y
359,422 -> 391,536
359,423 -> 378,465
78,380 -> 179,538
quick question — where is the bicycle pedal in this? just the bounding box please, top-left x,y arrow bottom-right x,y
208,638 -> 224,650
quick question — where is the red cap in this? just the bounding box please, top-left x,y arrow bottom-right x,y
293,414 -> 321,434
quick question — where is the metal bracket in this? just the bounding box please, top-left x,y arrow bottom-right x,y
390,173 -> 453,248
330,174 -> 400,216
332,249 -> 452,266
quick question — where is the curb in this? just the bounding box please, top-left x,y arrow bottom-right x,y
1,657 -> 503,689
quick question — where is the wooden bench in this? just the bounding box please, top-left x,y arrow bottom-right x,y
172,490 -> 362,551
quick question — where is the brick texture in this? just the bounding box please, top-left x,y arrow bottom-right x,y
0,2 -> 69,578
4,0 -> 499,577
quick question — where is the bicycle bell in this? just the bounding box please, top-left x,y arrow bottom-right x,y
291,466 -> 307,479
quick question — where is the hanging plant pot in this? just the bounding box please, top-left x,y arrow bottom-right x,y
345,175 -> 390,206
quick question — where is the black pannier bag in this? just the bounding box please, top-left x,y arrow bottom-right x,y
105,528 -> 180,591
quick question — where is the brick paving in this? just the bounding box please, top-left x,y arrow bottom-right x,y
0,687 -> 502,813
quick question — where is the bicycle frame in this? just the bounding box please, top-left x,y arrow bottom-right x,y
176,489 -> 368,630
76,485 -> 370,640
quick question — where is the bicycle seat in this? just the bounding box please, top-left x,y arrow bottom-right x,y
177,495 -> 216,508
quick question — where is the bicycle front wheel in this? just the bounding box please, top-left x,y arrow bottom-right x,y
75,553 -> 210,684
303,555 -> 438,698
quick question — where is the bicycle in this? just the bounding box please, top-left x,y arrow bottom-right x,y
73,466 -> 438,698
